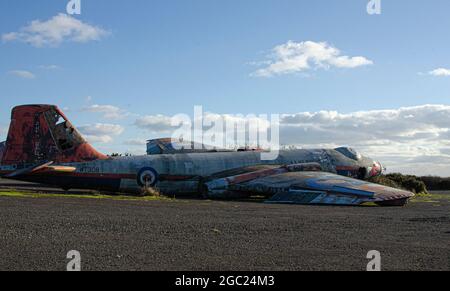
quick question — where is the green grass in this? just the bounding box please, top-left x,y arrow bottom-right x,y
1,189 -> 448,206
411,192 -> 450,203
0,189 -> 174,202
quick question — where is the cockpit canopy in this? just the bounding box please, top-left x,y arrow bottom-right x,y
335,147 -> 362,161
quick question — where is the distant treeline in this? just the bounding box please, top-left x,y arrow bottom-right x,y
370,173 -> 450,194
419,176 -> 450,191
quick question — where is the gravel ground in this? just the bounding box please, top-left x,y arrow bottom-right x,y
0,180 -> 449,271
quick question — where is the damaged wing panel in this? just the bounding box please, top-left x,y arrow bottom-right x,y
0,104 -> 415,207
221,171 -> 414,206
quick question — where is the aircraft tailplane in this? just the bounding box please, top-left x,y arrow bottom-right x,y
0,104 -> 107,166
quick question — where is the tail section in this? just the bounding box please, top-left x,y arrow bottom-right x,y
1,105 -> 107,166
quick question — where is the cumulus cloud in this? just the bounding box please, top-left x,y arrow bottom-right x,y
253,41 -> 373,77
134,115 -> 178,133
280,104 -> 450,176
135,112 -> 271,136
8,70 -> 36,79
39,64 -> 60,70
429,68 -> 450,77
78,123 -> 124,144
2,13 -> 109,47
82,104 -> 128,120
133,105 -> 450,176
124,139 -> 147,146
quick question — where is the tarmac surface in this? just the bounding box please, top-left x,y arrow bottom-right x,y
0,179 -> 449,271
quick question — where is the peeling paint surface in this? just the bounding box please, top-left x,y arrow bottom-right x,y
1,105 -> 107,166
0,105 -> 414,206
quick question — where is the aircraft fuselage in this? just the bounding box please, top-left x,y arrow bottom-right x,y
0,148 -> 382,195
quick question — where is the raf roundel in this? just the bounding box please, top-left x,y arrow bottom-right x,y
137,167 -> 159,187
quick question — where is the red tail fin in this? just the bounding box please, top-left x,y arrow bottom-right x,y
1,105 -> 107,165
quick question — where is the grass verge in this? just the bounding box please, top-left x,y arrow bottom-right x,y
0,190 -> 174,202
411,192 -> 450,203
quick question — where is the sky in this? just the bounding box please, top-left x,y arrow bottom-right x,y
1,0 -> 450,176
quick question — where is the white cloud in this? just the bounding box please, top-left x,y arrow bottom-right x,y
82,104 -> 127,120
134,112 -> 271,137
429,68 -> 450,77
133,105 -> 450,176
39,64 -> 60,70
280,104 -> 450,176
78,123 -> 124,144
134,115 -> 178,133
124,139 -> 147,146
83,135 -> 114,144
253,41 -> 373,77
2,13 -> 109,47
8,70 -> 36,79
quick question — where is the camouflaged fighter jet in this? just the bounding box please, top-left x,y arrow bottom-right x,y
0,105 -> 414,206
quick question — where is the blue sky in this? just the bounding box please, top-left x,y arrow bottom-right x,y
1,0 -> 450,175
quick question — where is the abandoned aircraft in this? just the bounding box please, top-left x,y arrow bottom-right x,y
0,105 -> 414,206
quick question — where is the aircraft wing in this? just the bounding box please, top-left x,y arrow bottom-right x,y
205,168 -> 414,206
5,161 -> 76,178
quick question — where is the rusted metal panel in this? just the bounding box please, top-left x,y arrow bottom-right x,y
267,190 -> 367,205
0,104 -> 412,206
234,171 -> 414,205
1,105 -> 107,166
205,162 -> 322,193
